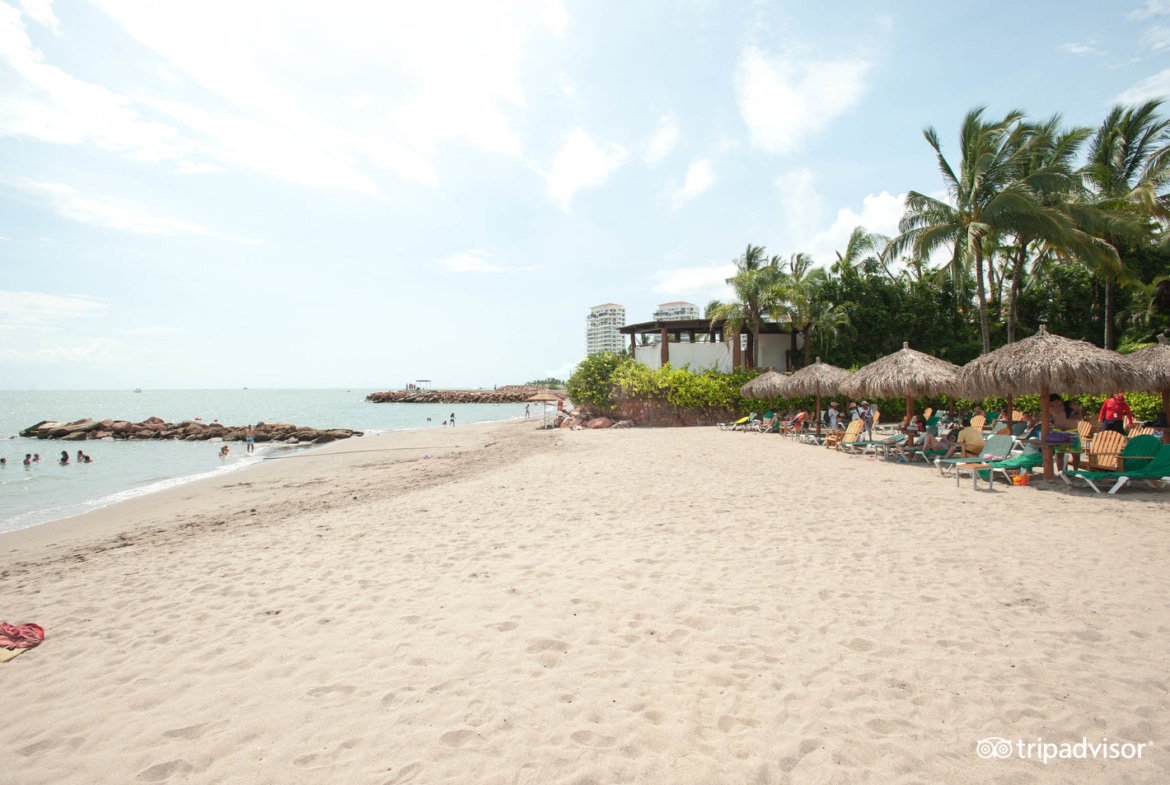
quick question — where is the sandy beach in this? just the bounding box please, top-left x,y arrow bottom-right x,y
2,421 -> 1169,784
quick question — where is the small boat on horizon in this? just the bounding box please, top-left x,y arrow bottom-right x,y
133,388 -> 143,393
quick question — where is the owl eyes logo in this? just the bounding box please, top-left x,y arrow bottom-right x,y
975,738 -> 1014,759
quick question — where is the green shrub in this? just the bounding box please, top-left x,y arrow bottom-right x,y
566,352 -> 624,412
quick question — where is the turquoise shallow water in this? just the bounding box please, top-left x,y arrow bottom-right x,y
0,389 -> 530,533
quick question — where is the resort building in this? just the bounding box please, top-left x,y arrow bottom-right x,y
619,317 -> 804,373
652,301 -> 699,321
585,303 -> 627,356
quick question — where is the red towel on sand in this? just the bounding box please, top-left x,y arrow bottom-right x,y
0,622 -> 45,650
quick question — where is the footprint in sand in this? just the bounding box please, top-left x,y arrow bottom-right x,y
162,724 -> 211,740
307,685 -> 356,698
570,730 -> 615,748
438,729 -> 475,747
526,639 -> 569,653
137,760 -> 195,781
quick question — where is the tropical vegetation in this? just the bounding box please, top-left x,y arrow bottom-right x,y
568,101 -> 1170,416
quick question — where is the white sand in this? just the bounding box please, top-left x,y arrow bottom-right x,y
2,422 -> 1169,784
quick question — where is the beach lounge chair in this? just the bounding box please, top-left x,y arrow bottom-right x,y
980,445 -> 1044,483
1084,430 -> 1127,471
720,414 -> 758,432
776,413 -> 806,437
1061,436 -> 1166,494
825,420 -> 863,450
935,434 -> 1015,477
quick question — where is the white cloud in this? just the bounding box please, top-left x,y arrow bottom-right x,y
13,180 -> 211,236
1129,0 -> 1170,19
0,290 -> 106,330
18,0 -> 58,32
174,161 -> 225,175
773,168 -> 821,240
0,345 -> 115,363
1143,25 -> 1170,50
0,5 -> 184,161
734,45 -> 869,155
534,0 -> 568,36
119,324 -> 181,336
87,0 -> 551,192
650,262 -> 736,299
1116,68 -> 1170,104
1059,42 -> 1096,55
643,114 -> 679,164
541,130 -> 628,212
803,191 -> 905,265
671,159 -> 715,209
437,249 -> 540,273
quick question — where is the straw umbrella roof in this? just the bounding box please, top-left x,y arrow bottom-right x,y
956,326 -> 1140,399
840,342 -> 962,399
527,390 -> 561,402
783,357 -> 851,397
1126,334 -> 1170,389
740,368 -> 788,399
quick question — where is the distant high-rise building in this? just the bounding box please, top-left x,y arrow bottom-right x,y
653,301 -> 699,321
586,303 -> 626,355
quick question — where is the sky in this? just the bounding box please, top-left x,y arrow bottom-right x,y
1,0 -> 1169,390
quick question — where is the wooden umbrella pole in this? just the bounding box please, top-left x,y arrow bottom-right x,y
1040,385 -> 1055,481
905,395 -> 914,424
1163,389 -> 1169,445
815,392 -> 822,435
1005,394 -> 1014,431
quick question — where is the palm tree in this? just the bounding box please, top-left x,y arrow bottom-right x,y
834,226 -> 892,279
892,107 -> 1073,353
763,255 -> 850,366
1082,100 -> 1170,348
708,245 -> 780,367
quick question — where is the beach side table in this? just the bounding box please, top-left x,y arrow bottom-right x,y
954,463 -> 995,490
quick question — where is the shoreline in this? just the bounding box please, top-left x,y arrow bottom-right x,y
1,413 -> 528,537
2,424 -> 1169,783
0,417 -> 524,554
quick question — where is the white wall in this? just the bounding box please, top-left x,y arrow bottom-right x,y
632,332 -> 803,373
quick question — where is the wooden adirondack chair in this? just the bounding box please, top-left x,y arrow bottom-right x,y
1086,430 -> 1127,471
826,419 -> 863,450
970,414 -> 986,431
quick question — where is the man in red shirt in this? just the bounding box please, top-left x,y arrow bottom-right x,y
1097,393 -> 1135,434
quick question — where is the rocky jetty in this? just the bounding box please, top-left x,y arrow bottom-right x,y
19,418 -> 361,445
366,385 -> 567,404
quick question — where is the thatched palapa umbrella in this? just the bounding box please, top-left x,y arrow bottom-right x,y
956,325 -> 1140,480
740,368 -> 788,407
840,342 -> 962,425
1126,333 -> 1170,444
783,357 -> 851,435
527,390 -> 561,428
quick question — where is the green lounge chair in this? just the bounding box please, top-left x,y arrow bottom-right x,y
935,434 -> 1015,477
1061,437 -> 1168,494
840,432 -> 905,456
979,445 -> 1043,482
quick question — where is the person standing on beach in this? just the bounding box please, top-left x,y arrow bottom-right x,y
450,412 -> 455,426
525,404 -> 530,419
1097,393 -> 1134,434
244,424 -> 256,453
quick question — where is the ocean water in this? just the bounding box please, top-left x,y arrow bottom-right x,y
0,389 -> 534,533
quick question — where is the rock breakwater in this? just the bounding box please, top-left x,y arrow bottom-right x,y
366,385 -> 566,404
19,418 -> 361,445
